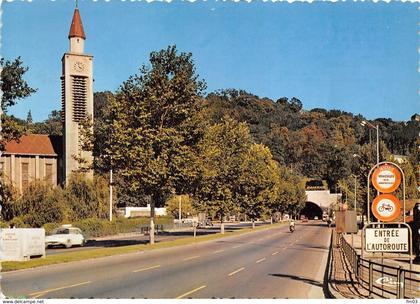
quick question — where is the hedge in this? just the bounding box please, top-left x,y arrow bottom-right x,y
43,216 -> 174,238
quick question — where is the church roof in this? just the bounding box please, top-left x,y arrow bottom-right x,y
68,8 -> 86,39
3,134 -> 62,157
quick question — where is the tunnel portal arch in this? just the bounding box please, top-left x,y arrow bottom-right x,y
300,201 -> 324,220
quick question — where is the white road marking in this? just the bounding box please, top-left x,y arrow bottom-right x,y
29,281 -> 92,298
271,251 -> 279,255
256,258 -> 266,263
133,264 -> 161,273
228,267 -> 245,277
183,255 -> 200,261
213,249 -> 225,254
176,285 -> 206,299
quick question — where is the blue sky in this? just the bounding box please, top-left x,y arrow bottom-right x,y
2,0 -> 419,122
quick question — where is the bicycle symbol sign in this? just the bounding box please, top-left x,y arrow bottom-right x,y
372,194 -> 401,222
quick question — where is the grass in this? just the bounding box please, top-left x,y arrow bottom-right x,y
1,221 -> 287,272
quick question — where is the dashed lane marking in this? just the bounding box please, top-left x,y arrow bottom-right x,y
256,258 -> 266,264
271,251 -> 279,255
233,245 -> 242,249
183,255 -> 200,261
176,285 -> 207,299
228,267 -> 245,277
29,281 -> 92,298
213,249 -> 225,254
133,265 -> 161,273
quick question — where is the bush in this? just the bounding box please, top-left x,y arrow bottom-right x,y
12,182 -> 66,227
8,216 -> 30,228
0,177 -> 18,221
43,222 -> 61,235
65,174 -> 110,221
70,216 -> 174,238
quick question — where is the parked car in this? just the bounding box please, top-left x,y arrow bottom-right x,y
301,215 -> 308,222
45,225 -> 85,248
314,216 -> 319,220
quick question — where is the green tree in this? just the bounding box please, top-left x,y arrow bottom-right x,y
1,57 -> 36,220
30,110 -> 62,135
165,194 -> 195,219
238,144 -> 279,227
108,46 -> 205,244
1,57 -> 36,145
65,174 -> 109,221
195,116 -> 253,231
26,110 -> 33,124
92,91 -> 114,174
7,182 -> 65,227
1,57 -> 36,111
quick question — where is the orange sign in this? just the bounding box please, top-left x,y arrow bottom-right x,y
372,164 -> 401,193
371,194 -> 401,222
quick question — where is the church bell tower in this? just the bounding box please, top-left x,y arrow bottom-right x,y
61,5 -> 93,183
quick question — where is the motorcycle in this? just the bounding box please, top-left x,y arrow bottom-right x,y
289,223 -> 295,233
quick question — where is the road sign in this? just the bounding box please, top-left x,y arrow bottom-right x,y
371,194 -> 401,222
365,228 -> 409,252
372,163 -> 401,193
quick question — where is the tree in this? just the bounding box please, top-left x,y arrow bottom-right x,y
165,194 -> 196,219
92,91 -> 114,174
1,57 -> 36,146
1,57 -> 36,220
238,144 -> 279,227
1,57 -> 36,111
108,45 -> 205,244
195,116 -> 253,231
26,110 -> 33,124
30,110 -> 62,135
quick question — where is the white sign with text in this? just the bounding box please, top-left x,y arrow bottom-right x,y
365,228 -> 409,252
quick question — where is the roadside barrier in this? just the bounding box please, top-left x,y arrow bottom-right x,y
340,235 -> 420,299
140,224 -> 164,235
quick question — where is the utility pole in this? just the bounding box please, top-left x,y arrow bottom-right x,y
354,175 -> 357,211
109,167 -> 113,222
352,175 -> 357,248
361,120 -> 379,165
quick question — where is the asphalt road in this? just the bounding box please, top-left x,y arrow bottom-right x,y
3,222 -> 331,299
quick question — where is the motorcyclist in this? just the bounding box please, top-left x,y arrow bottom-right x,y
289,220 -> 295,232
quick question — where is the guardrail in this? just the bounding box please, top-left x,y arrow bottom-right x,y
340,235 -> 420,299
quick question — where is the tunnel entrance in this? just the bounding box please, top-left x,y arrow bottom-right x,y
300,202 -> 323,220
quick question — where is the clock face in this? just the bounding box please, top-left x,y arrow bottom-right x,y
73,62 -> 85,72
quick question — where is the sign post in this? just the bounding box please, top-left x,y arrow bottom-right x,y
361,161 -> 412,274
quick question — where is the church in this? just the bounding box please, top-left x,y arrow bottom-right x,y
0,6 -> 93,192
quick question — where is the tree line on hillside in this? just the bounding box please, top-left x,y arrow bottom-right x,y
1,48 -> 419,237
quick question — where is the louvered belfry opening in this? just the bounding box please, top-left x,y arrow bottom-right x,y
72,75 -> 87,122
61,76 -> 66,123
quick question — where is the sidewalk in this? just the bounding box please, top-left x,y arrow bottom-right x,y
343,231 -> 419,272
327,232 -> 371,299
327,231 -> 420,299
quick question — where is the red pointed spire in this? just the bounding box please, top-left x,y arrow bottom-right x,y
68,8 -> 86,39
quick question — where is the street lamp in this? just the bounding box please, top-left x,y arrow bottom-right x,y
360,120 -> 379,165
352,154 -> 361,213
